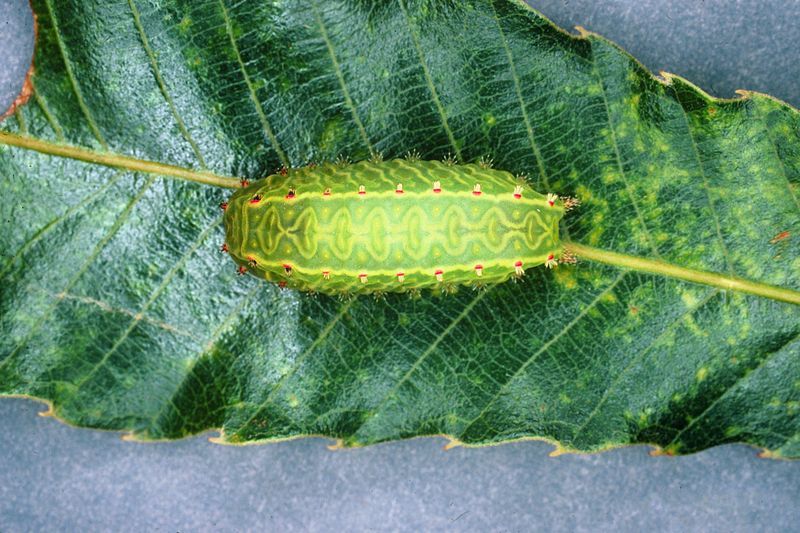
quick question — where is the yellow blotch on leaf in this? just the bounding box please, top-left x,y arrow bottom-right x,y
553,268 -> 578,289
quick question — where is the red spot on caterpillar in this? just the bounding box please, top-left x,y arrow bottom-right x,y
514,261 -> 524,275
770,231 -> 790,244
395,183 -> 404,194
545,254 -> 558,269
396,272 -> 405,282
359,273 -> 368,283
472,184 -> 482,196
435,269 -> 444,282
474,265 -> 483,277
247,256 -> 257,267
547,193 -> 557,207
358,185 -> 366,195
433,181 -> 442,193
219,202 -> 228,211
283,264 -> 293,276
237,265 -> 247,275
322,271 -> 330,280
220,243 -> 229,253
323,188 -> 332,196
240,179 -> 250,187
513,185 -> 523,199
278,281 -> 287,288
249,194 -> 262,204
285,188 -> 296,199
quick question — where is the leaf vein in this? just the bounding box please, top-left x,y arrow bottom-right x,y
68,216 -> 223,392
49,289 -> 195,338
671,90 -> 737,276
489,1 -> 550,190
13,107 -> 26,134
571,288 -> 719,441
0,175 -> 156,372
43,0 -> 108,148
128,0 -> 208,169
351,288 -> 491,439
310,0 -> 374,155
666,331 -> 800,448
30,79 -> 65,141
588,39 -> 662,259
398,0 -> 462,162
145,283 -> 264,435
0,170 -> 126,279
757,108 -> 800,212
459,272 -> 627,439
0,132 -> 241,189
230,298 -> 355,440
218,0 -> 290,168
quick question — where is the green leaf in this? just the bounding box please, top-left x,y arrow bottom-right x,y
1,0 -> 799,457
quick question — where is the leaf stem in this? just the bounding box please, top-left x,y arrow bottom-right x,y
566,241 -> 800,306
0,131 -> 242,189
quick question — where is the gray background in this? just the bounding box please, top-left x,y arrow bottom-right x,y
2,1 -> 800,531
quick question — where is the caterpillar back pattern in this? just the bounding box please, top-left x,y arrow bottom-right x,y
222,159 -> 567,295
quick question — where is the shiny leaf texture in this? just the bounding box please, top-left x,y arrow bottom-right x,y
1,0 -> 799,457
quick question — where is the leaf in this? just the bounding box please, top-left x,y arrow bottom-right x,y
1,0 -> 799,457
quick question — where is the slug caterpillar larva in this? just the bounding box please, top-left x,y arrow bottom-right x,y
222,158 -> 572,295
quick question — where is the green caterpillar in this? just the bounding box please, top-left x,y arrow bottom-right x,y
221,158 -> 573,295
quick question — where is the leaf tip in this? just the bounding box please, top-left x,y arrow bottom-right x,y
548,444 -> 570,457
574,25 -> 591,38
658,70 -> 676,82
649,445 -> 676,457
36,403 -> 54,417
443,438 -> 463,451
757,448 -> 781,460
327,438 -> 346,450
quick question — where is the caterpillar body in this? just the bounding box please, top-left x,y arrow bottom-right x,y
222,159 -> 568,295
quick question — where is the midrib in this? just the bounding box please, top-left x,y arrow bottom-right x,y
1,131 -> 798,306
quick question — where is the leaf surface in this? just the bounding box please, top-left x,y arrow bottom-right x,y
1,0 -> 799,457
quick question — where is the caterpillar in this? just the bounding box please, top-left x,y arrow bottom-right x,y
221,157 -> 576,296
